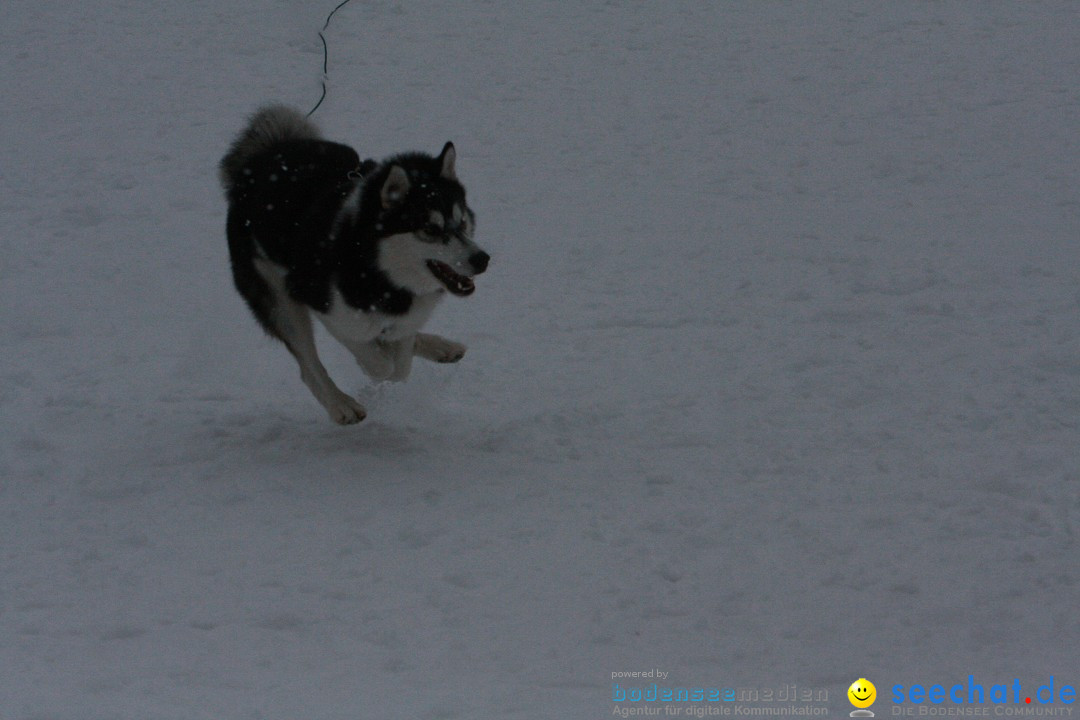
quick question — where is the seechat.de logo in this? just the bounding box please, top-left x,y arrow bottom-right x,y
849,678 -> 877,718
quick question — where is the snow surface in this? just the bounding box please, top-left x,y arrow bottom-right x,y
2,1 -> 1079,718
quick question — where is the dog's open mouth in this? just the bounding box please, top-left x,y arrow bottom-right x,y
427,260 -> 475,296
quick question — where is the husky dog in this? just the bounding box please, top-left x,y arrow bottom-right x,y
219,105 -> 490,424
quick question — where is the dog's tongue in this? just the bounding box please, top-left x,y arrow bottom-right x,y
427,260 -> 475,296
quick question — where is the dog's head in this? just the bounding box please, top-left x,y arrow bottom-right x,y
369,143 -> 489,297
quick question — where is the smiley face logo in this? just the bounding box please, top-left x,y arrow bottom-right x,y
848,679 -> 877,709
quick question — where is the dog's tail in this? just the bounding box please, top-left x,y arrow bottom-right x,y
219,104 -> 321,194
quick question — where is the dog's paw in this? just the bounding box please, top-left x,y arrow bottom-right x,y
433,343 -> 466,363
325,393 -> 367,425
415,334 -> 467,363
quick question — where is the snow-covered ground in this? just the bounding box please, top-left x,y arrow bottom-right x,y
2,2 -> 1078,718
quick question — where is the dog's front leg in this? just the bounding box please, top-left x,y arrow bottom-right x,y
348,340 -> 396,381
379,336 -> 416,382
414,333 -> 466,363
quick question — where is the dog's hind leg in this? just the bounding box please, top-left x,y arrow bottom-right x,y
281,303 -> 368,424
253,259 -> 366,424
414,333 -> 466,364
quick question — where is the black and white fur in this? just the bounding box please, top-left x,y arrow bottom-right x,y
219,105 -> 490,424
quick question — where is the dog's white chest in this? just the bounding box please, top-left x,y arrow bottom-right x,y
317,288 -> 443,344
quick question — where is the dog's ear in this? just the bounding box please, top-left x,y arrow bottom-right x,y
380,165 -> 410,208
438,142 -> 456,180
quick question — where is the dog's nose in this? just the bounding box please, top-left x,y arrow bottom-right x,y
470,251 -> 490,274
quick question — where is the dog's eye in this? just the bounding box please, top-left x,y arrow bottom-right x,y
424,223 -> 444,236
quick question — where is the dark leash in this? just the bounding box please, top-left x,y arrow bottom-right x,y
307,0 -> 358,118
